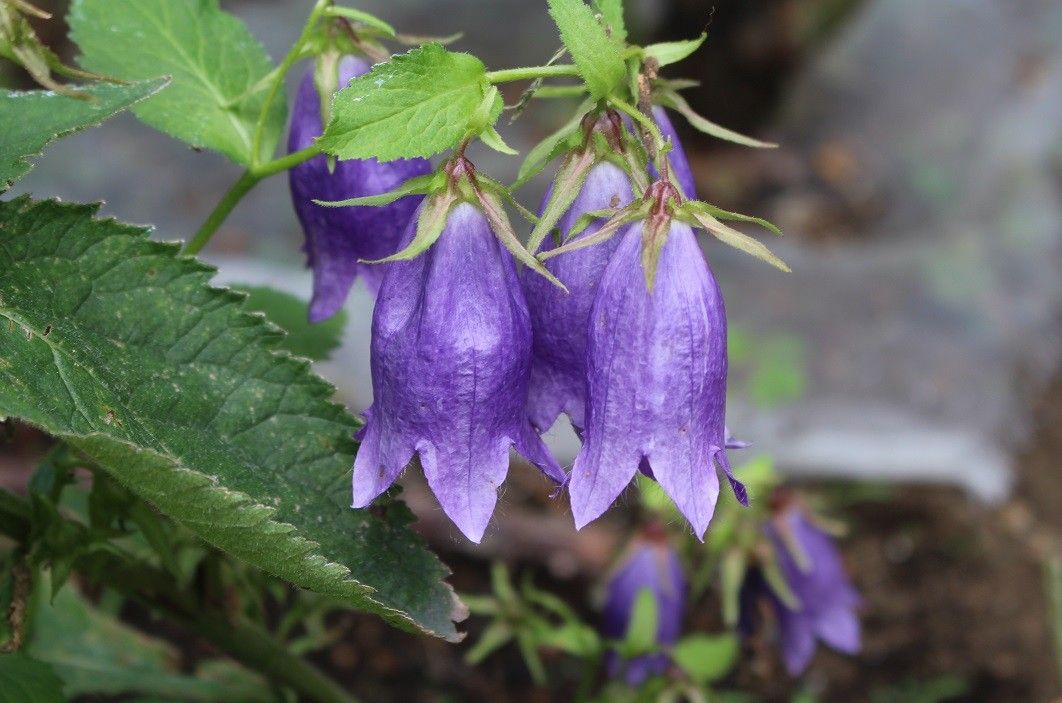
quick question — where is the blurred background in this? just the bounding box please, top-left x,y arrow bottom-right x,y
2,0 -> 1060,700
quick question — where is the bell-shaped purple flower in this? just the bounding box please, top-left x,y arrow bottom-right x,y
601,535 -> 686,684
740,504 -> 861,675
652,106 -> 697,199
352,203 -> 565,543
523,162 -> 634,432
569,222 -> 747,538
288,56 -> 431,321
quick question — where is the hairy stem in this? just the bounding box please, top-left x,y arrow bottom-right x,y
486,64 -> 582,83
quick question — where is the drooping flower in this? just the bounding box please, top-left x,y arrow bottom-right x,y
739,502 -> 861,675
287,55 -> 431,321
351,202 -> 565,543
523,161 -> 634,432
568,221 -> 747,538
601,529 -> 686,685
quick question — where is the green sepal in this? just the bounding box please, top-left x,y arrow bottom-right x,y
314,171 -> 442,208
323,6 -> 397,38
475,189 -> 568,292
720,548 -> 748,627
620,587 -> 660,658
514,99 -> 594,188
643,33 -> 707,67
526,146 -> 597,255
656,89 -> 777,149
365,187 -> 459,264
540,199 -> 650,262
679,204 -> 791,272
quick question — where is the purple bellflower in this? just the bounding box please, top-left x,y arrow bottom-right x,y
523,161 -> 634,432
601,529 -> 686,685
568,219 -> 747,538
351,201 -> 566,543
740,500 -> 861,675
287,56 -> 431,321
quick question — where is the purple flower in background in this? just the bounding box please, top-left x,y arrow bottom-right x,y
351,202 -> 565,543
652,106 -> 697,199
523,162 -> 634,432
740,503 -> 861,675
568,221 -> 747,538
602,532 -> 686,685
287,56 -> 431,321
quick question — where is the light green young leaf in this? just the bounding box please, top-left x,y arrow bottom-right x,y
320,44 -> 490,161
643,33 -> 706,67
0,653 -> 64,703
236,286 -> 347,362
0,197 -> 463,641
68,0 -> 286,165
27,581 -> 271,701
0,79 -> 167,192
547,0 -> 627,100
671,634 -> 739,685
592,0 -> 627,41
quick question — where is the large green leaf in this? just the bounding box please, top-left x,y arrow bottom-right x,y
319,43 -> 490,161
0,197 -> 463,640
0,653 -> 64,703
0,79 -> 167,192
68,0 -> 285,165
27,581 -> 271,701
546,0 -> 627,100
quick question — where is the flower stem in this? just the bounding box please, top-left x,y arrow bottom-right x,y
182,170 -> 260,256
249,0 -> 332,166
182,145 -> 322,256
486,64 -> 582,83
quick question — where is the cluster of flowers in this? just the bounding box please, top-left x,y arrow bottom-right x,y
604,498 -> 860,682
290,57 -> 746,543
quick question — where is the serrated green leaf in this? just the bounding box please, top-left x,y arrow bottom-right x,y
0,653 -> 64,703
236,285 -> 347,361
0,79 -> 166,192
0,197 -> 462,640
26,581 -> 271,701
671,634 -> 738,685
320,44 -> 489,161
68,0 -> 286,165
592,0 -> 627,41
547,0 -> 627,100
643,33 -> 706,67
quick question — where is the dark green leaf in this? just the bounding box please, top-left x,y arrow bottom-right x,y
27,580 -> 271,701
0,197 -> 462,640
320,44 -> 490,161
0,653 -> 64,703
0,79 -> 166,192
68,0 -> 286,164
547,0 -> 627,100
236,286 -> 347,361
671,633 -> 738,685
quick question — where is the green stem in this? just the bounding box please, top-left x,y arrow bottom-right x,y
250,0 -> 332,166
181,145 -> 323,256
182,170 -> 260,256
486,64 -> 582,83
